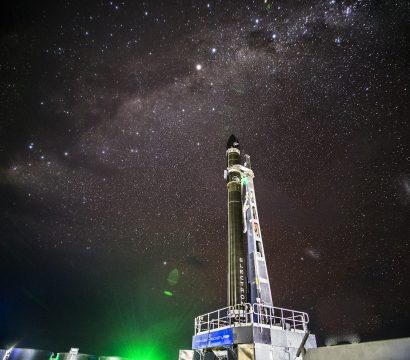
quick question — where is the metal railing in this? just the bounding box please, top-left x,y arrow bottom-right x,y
194,303 -> 309,335
252,303 -> 309,332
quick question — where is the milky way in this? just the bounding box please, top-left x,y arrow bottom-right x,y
0,0 -> 409,356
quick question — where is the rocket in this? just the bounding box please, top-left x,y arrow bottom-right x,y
226,135 -> 248,306
225,135 -> 273,308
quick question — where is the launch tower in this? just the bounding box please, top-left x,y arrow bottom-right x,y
180,136 -> 317,360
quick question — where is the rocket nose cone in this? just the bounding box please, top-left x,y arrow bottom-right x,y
227,134 -> 240,149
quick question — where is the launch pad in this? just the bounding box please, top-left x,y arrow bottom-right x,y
191,303 -> 316,359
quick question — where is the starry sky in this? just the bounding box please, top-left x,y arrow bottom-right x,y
0,0 -> 409,358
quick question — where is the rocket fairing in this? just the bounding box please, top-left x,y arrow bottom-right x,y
226,135 -> 248,306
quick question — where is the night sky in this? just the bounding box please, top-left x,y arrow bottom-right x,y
0,0 -> 409,358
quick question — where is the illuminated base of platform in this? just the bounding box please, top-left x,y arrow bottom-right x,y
180,324 -> 317,359
180,336 -> 410,360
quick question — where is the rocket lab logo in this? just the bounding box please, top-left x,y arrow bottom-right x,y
239,257 -> 245,303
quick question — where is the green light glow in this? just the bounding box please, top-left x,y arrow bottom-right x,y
117,342 -> 165,360
111,316 -> 189,360
131,347 -> 161,360
105,276 -> 197,360
241,176 -> 249,185
167,268 -> 180,285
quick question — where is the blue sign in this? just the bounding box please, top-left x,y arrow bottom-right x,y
192,328 -> 234,349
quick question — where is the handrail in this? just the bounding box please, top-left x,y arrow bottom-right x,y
194,303 -> 309,335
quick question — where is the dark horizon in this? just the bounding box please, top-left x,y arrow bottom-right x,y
1,0 -> 409,358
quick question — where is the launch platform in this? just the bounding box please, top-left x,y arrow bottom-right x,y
191,302 -> 316,359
